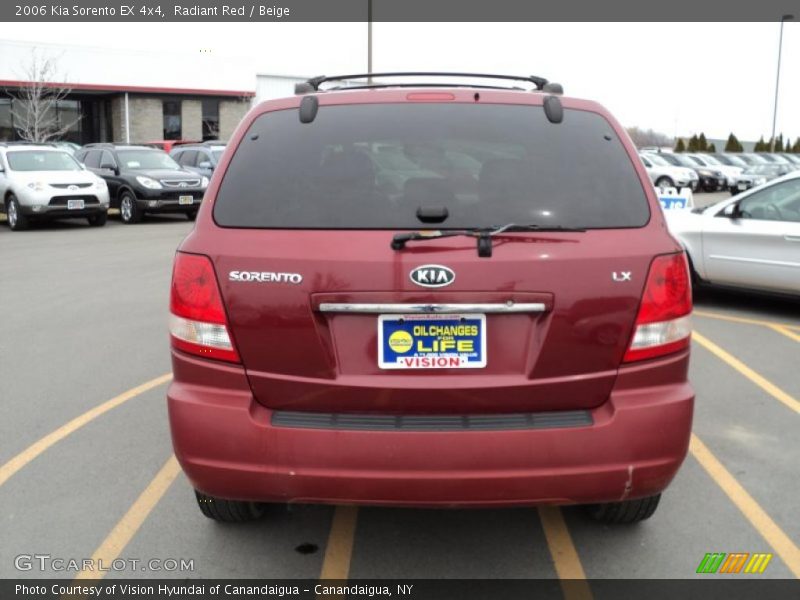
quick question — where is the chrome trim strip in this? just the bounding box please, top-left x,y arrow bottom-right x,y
709,254 -> 800,268
318,302 -> 547,314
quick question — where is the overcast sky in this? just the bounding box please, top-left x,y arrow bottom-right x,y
3,21 -> 798,141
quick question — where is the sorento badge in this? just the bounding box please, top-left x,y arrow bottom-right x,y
410,265 -> 455,288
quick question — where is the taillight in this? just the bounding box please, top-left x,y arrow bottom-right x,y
169,252 -> 240,363
623,252 -> 692,363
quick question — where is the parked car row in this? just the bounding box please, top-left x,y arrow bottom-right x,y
1,140 -> 226,230
639,150 -> 800,195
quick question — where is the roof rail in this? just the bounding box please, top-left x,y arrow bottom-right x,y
295,72 -> 552,94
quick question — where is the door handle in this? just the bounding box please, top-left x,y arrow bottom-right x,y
785,235 -> 800,242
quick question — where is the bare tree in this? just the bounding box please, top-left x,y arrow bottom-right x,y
626,126 -> 674,149
9,50 -> 81,143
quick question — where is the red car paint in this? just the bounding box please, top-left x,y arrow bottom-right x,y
144,140 -> 201,153
167,86 -> 694,507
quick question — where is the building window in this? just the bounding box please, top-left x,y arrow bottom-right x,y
56,100 -> 82,144
0,97 -> 82,142
202,99 -> 219,140
0,98 -> 12,141
163,100 -> 182,140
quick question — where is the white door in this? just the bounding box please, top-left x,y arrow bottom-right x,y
702,178 -> 800,294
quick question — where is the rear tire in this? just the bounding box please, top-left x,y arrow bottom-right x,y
683,249 -> 702,286
119,191 -> 142,224
6,196 -> 30,231
88,212 -> 108,227
586,493 -> 661,524
195,490 -> 266,523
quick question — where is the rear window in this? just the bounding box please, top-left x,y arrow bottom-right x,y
214,103 -> 650,229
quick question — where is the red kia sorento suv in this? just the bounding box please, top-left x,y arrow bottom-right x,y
167,73 -> 694,524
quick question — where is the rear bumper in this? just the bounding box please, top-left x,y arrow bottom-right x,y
168,350 -> 694,507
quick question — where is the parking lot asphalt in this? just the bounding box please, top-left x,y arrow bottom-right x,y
1,201 -> 798,586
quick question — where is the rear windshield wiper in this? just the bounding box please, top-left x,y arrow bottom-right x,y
391,223 -> 586,258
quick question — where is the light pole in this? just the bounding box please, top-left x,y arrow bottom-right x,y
771,14 -> 794,150
367,0 -> 373,83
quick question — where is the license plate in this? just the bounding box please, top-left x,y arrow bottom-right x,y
178,195 -> 194,205
67,199 -> 84,210
737,183 -> 747,190
378,313 -> 486,369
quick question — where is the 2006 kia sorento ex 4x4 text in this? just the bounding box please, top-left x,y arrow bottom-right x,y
167,73 -> 694,525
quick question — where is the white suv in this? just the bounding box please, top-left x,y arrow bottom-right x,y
0,143 -> 110,231
640,152 -> 698,190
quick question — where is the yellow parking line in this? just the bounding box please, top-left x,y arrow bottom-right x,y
769,324 -> 800,344
74,455 -> 181,580
538,507 -> 592,600
690,435 -> 800,578
0,373 -> 172,488
692,332 -> 800,415
693,310 -> 800,331
319,506 -> 359,581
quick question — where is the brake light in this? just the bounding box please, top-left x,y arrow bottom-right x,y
406,92 -> 456,101
169,252 -> 240,363
623,253 -> 692,363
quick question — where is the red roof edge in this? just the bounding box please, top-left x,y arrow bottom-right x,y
0,79 -> 255,98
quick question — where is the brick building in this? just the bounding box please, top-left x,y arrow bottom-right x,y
0,40 -> 255,144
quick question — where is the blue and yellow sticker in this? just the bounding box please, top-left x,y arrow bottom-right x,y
378,314 -> 486,369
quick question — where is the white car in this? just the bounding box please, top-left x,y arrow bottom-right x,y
685,153 -> 743,189
666,171 -> 800,296
640,152 -> 698,190
0,143 -> 110,231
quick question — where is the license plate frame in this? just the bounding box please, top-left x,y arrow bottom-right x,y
378,313 -> 487,369
178,195 -> 194,205
67,199 -> 84,210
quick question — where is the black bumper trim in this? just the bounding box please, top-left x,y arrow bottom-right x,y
271,409 -> 593,431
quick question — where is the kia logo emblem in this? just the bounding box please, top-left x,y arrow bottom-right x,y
410,265 -> 455,288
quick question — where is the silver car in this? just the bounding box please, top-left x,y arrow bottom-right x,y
0,143 -> 110,230
640,152 -> 698,190
666,171 -> 800,296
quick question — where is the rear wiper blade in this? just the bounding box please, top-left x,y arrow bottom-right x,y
391,223 -> 586,257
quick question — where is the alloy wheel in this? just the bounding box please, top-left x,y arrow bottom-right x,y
8,201 -> 17,228
121,197 -> 132,222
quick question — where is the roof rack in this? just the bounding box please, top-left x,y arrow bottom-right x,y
295,72 -> 555,94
